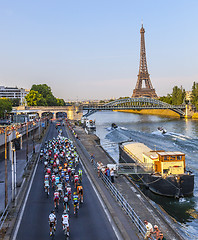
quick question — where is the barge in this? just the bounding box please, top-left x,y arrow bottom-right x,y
119,142 -> 194,198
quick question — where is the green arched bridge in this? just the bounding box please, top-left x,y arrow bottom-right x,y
83,98 -> 187,118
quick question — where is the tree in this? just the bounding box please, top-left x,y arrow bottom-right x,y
172,86 -> 185,105
159,94 -> 172,104
31,84 -> 57,106
25,90 -> 46,106
191,82 -> 198,109
159,86 -> 185,105
56,98 -> 66,106
26,84 -> 66,106
9,98 -> 21,107
0,98 -> 12,118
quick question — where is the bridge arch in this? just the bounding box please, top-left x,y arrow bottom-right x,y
83,98 -> 186,118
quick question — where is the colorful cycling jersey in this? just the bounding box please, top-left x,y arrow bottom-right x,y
77,185 -> 83,192
55,176 -> 60,184
67,187 -> 71,194
50,159 -> 54,165
45,174 -> 49,180
46,168 -> 51,174
57,183 -> 63,191
44,180 -> 49,187
74,175 -> 79,181
64,196 -> 69,202
78,169 -> 82,176
49,213 -> 56,222
73,194 -> 78,203
65,175 -> 69,181
56,159 -> 59,165
54,191 -> 60,199
71,168 -> 75,174
62,214 -> 69,225
44,161 -> 48,166
68,167 -> 71,173
61,170 -> 65,177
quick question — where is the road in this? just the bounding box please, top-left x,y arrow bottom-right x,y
14,121 -> 118,240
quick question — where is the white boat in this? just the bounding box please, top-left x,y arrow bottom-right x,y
85,119 -> 96,130
157,127 -> 167,134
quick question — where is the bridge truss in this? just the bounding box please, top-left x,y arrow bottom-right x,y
83,98 -> 186,117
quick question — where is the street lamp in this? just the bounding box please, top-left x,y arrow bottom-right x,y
26,122 -> 29,162
4,128 -> 8,208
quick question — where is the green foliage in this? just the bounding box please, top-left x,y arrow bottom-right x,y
9,98 -> 21,107
56,98 -> 66,106
191,82 -> 198,110
25,90 -> 47,106
31,84 -> 57,106
159,86 -> 185,105
26,84 -> 66,106
159,94 -> 172,104
171,86 -> 185,105
0,98 -> 12,118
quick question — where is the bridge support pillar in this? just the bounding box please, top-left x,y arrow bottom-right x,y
185,104 -> 193,118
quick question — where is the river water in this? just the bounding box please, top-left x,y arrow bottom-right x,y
88,111 -> 198,239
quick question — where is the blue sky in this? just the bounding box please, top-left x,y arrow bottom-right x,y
0,0 -> 197,100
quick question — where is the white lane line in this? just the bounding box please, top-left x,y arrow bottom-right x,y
12,160 -> 39,240
79,157 -> 123,240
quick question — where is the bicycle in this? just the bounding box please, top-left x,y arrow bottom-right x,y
63,224 -> 69,239
45,186 -> 49,197
50,222 -> 56,239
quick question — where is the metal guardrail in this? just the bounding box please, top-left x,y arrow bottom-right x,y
93,161 -> 148,238
72,135 -> 155,239
0,205 -> 9,230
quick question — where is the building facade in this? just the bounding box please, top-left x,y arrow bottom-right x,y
0,86 -> 29,103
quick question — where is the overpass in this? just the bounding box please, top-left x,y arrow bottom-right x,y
12,105 -> 83,120
82,97 -> 187,118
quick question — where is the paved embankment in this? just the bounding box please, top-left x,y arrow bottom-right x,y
69,123 -> 185,240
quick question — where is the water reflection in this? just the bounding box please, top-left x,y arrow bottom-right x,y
91,111 -> 198,237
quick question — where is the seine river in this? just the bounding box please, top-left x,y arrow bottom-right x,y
88,111 -> 198,239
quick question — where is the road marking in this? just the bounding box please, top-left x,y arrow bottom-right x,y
12,160 -> 39,240
79,157 -> 123,240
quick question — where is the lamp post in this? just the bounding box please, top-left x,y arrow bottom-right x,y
4,128 -> 8,208
26,122 -> 29,162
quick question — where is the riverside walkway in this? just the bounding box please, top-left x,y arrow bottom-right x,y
68,122 -> 185,240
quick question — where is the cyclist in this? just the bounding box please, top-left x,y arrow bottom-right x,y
73,192 -> 79,215
66,184 -> 72,200
44,173 -> 50,181
44,179 -> 50,195
46,167 -> 51,176
49,210 -> 57,236
55,175 -> 60,185
77,183 -> 83,203
71,167 -> 75,181
62,210 -> 69,237
54,190 -> 60,209
51,173 -> 56,188
44,160 -> 48,170
65,173 -> 70,183
57,182 -> 63,198
74,173 -> 79,188
63,193 -> 69,211
78,168 -> 82,182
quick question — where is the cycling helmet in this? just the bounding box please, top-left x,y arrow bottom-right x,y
63,210 -> 68,214
51,210 -> 55,213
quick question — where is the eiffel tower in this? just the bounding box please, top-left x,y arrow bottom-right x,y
132,25 -> 157,98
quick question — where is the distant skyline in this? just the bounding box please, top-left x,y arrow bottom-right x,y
0,1 -> 197,100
